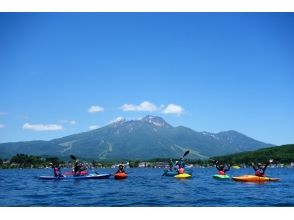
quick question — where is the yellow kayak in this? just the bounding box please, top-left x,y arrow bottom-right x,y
175,173 -> 192,179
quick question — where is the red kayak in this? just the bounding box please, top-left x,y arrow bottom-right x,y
64,171 -> 88,176
114,172 -> 128,179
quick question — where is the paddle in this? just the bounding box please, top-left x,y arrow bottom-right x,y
70,155 -> 77,160
181,150 -> 190,160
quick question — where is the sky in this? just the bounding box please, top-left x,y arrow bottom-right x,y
0,13 -> 293,145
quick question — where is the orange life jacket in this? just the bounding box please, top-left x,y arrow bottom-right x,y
178,168 -> 184,174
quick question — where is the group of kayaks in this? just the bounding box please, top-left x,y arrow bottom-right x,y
162,168 -> 280,182
39,172 -> 128,180
39,152 -> 280,183
163,171 -> 280,182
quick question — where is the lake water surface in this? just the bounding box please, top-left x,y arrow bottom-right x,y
0,167 -> 293,207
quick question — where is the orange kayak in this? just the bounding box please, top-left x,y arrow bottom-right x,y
114,172 -> 128,179
232,175 -> 280,183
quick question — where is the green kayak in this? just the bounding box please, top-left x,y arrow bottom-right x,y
213,174 -> 230,180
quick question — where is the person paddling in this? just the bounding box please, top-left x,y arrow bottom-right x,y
73,159 -> 87,176
49,163 -> 64,177
176,161 -> 185,174
213,160 -> 231,175
116,164 -> 125,173
252,159 -> 273,177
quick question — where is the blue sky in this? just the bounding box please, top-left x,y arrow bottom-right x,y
0,13 -> 293,145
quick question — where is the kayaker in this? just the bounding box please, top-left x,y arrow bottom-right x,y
215,161 -> 230,175
73,159 -> 87,176
252,159 -> 273,177
49,163 -> 63,177
116,164 -> 125,173
177,163 -> 185,174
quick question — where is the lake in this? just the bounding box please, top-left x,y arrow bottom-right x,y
0,167 -> 293,207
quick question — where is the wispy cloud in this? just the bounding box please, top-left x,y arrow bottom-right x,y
120,101 -> 157,112
23,123 -> 63,131
0,124 -> 5,128
162,104 -> 184,115
61,120 -> 77,125
0,112 -> 7,116
88,105 -> 104,113
110,116 -> 125,124
89,125 -> 99,130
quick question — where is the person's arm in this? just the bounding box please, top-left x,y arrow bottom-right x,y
252,163 -> 257,171
225,164 -> 230,172
262,159 -> 273,172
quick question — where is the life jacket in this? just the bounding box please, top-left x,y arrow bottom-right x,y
218,170 -> 225,175
53,167 -> 59,177
178,168 -> 184,174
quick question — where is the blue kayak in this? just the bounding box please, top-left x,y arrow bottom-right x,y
39,173 -> 111,180
162,168 -> 192,177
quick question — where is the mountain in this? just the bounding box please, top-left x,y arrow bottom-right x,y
211,144 -> 294,164
0,115 -> 273,160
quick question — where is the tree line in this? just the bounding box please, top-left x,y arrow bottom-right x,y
1,144 -> 293,169
211,144 -> 294,165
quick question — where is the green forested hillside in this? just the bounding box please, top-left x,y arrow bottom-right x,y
211,144 -> 294,164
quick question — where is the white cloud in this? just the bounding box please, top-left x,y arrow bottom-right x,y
69,120 -> 77,125
110,116 -> 125,124
89,125 -> 100,130
162,104 -> 184,115
61,120 -> 77,125
0,112 -> 7,116
88,105 -> 104,113
120,101 -> 157,112
0,124 -> 5,128
23,123 -> 63,131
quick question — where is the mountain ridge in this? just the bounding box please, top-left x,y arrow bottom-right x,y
0,115 -> 273,160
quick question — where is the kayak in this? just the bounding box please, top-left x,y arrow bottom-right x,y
114,172 -> 128,179
39,173 -> 111,180
162,168 -> 192,177
63,171 -> 88,175
213,174 -> 230,180
175,173 -> 192,179
232,175 -> 280,183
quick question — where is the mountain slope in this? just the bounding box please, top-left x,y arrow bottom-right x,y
0,115 -> 273,160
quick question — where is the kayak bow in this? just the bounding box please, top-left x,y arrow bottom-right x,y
174,173 -> 192,179
114,172 -> 128,179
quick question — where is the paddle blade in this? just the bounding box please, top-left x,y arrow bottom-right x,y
183,150 -> 190,158
70,155 -> 77,160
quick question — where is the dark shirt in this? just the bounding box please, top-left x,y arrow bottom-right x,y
216,164 -> 230,172
252,162 -> 270,176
